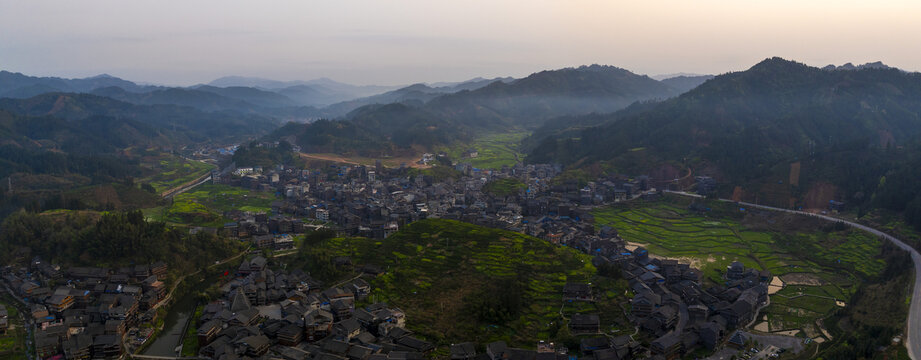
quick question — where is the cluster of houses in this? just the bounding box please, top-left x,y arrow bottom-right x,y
550,227 -> 771,360
518,233 -> 770,360
194,256 -> 437,360
1,258 -> 169,359
214,160 -> 664,247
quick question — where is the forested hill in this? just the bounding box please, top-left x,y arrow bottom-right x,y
265,65 -> 691,156
527,57 -> 921,218
529,57 -> 921,168
0,92 -> 280,219
0,109 -> 174,156
0,92 -> 280,142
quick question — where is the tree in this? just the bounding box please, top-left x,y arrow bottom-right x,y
141,183 -> 157,193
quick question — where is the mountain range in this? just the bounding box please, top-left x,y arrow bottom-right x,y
527,57 -> 921,212
269,65 -> 711,156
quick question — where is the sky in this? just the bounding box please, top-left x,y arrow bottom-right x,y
1,0 -> 920,86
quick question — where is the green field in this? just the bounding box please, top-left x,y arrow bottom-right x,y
591,200 -> 885,338
296,219 -> 630,349
140,155 -> 215,193
443,132 -> 528,169
144,183 -> 275,226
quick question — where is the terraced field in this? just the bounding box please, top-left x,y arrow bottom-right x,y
144,184 -> 275,226
300,219 -> 629,349
592,201 -> 885,339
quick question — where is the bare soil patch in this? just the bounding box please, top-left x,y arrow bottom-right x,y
624,242 -> 713,269
768,276 -> 784,294
789,162 -> 801,187
780,273 -> 826,286
803,181 -> 838,209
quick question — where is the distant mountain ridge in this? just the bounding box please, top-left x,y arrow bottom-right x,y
207,76 -> 401,107
320,77 -> 516,118
0,71 -> 156,98
266,64 -> 697,156
1,68 -> 712,120
0,71 -> 404,110
659,75 -> 714,94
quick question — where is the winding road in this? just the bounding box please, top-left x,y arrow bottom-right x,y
665,191 -> 921,360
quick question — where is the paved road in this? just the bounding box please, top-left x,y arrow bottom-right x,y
665,191 -> 921,360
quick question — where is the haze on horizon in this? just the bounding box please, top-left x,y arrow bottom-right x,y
1,0 -> 920,87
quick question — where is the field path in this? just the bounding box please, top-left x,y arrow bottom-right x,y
298,152 -> 432,169
665,190 -> 921,360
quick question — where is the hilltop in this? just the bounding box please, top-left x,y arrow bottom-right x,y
296,219 -> 629,347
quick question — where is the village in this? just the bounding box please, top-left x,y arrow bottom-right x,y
0,152 -> 777,360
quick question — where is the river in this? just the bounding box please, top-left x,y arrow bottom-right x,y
142,277 -> 204,357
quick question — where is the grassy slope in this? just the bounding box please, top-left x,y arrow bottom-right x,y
300,219 -> 630,349
442,132 -> 527,169
592,199 -> 884,336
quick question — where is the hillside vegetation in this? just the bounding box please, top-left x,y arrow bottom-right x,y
296,219 -> 631,349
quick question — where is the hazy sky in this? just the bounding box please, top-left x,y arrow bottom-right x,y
1,0 -> 920,86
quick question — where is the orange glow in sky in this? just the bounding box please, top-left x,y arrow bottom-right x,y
1,0 -> 918,85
